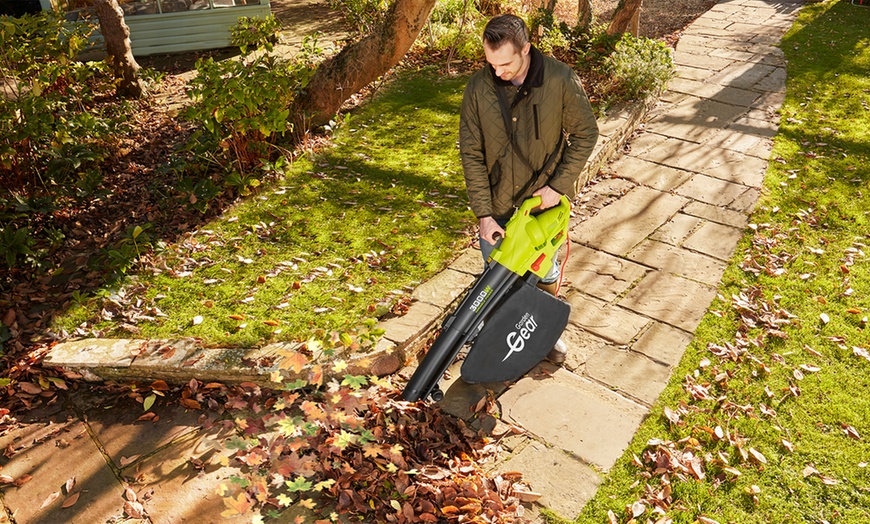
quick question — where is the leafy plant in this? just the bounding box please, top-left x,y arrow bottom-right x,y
600,33 -> 674,103
0,225 -> 34,269
230,15 -> 282,54
182,39 -> 319,178
328,0 -> 389,35
0,10 -> 132,271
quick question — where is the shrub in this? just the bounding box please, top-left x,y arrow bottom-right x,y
178,36 -> 321,211
328,0 -> 389,36
0,10 -> 128,271
230,15 -> 282,54
600,33 -> 675,103
419,0 -> 484,59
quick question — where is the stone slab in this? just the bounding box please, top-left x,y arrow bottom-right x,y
560,322 -> 618,371
683,200 -> 750,229
449,248 -> 485,276
609,155 -> 694,191
412,267 -> 476,308
627,239 -> 726,287
702,127 -> 772,158
379,301 -> 442,346
707,61 -> 778,90
120,425 -> 247,524
0,413 -> 125,524
77,393 -> 204,469
129,338 -> 202,374
639,137 -> 769,187
584,347 -> 672,406
648,97 -> 748,142
632,322 -> 694,367
683,220 -> 746,261
620,272 -> 717,333
674,173 -> 753,207
572,186 -> 688,256
42,338 -> 137,373
566,294 -> 649,346
666,77 -> 760,107
494,440 -> 602,521
650,213 -> 703,246
499,369 -> 647,470
561,243 -> 649,303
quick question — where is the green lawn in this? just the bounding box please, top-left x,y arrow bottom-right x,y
53,68 -> 474,347
572,2 -> 870,523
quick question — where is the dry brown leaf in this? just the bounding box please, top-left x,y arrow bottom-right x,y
18,382 -> 42,395
842,423 -> 861,440
124,499 -> 146,518
61,492 -> 80,508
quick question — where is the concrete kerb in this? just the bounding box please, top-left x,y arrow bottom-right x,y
43,98 -> 654,388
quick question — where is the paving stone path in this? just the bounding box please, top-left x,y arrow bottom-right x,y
3,0 -> 806,522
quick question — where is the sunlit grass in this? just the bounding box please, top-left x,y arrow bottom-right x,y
571,2 -> 870,523
54,68 -> 474,347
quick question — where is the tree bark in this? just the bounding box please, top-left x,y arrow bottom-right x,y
577,0 -> 592,30
296,0 -> 437,127
93,0 -> 144,98
606,0 -> 642,36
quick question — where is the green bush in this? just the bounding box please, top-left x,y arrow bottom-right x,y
328,0 -> 389,36
0,10 -> 128,270
178,37 -> 321,210
600,33 -> 675,103
418,0 -> 484,60
230,15 -> 282,54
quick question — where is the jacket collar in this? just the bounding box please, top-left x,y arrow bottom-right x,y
489,45 -> 544,90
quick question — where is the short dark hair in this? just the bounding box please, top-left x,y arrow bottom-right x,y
483,14 -> 529,52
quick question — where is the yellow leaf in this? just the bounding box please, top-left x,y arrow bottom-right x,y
332,360 -> 348,373
229,314 -> 245,321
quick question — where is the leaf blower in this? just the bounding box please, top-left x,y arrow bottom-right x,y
402,195 -> 572,402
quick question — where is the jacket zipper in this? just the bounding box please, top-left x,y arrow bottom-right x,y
533,104 -> 540,140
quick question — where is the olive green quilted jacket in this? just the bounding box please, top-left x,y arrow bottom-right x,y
459,47 -> 599,219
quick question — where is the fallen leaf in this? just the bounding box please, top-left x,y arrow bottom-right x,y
842,423 -> 861,440
40,492 -> 60,509
18,382 -> 42,395
61,492 -> 80,508
124,500 -> 145,518
12,474 -> 32,487
803,465 -> 820,477
748,448 -> 767,465
192,315 -> 203,326
820,313 -> 830,324
64,477 -> 76,494
120,455 -> 141,467
229,314 -> 245,321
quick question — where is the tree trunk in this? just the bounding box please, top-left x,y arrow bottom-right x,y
577,0 -> 592,30
296,0 -> 437,127
606,0 -> 642,36
93,0 -> 144,98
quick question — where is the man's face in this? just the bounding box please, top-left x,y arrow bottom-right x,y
484,41 -> 530,82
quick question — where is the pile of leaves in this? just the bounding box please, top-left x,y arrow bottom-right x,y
217,377 -> 534,522
99,367 -> 534,523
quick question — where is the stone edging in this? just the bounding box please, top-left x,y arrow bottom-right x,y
43,97 -> 654,386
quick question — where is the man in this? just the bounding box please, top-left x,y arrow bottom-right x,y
459,14 -> 599,364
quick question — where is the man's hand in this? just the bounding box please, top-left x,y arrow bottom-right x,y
479,216 -> 505,245
532,185 -> 561,210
